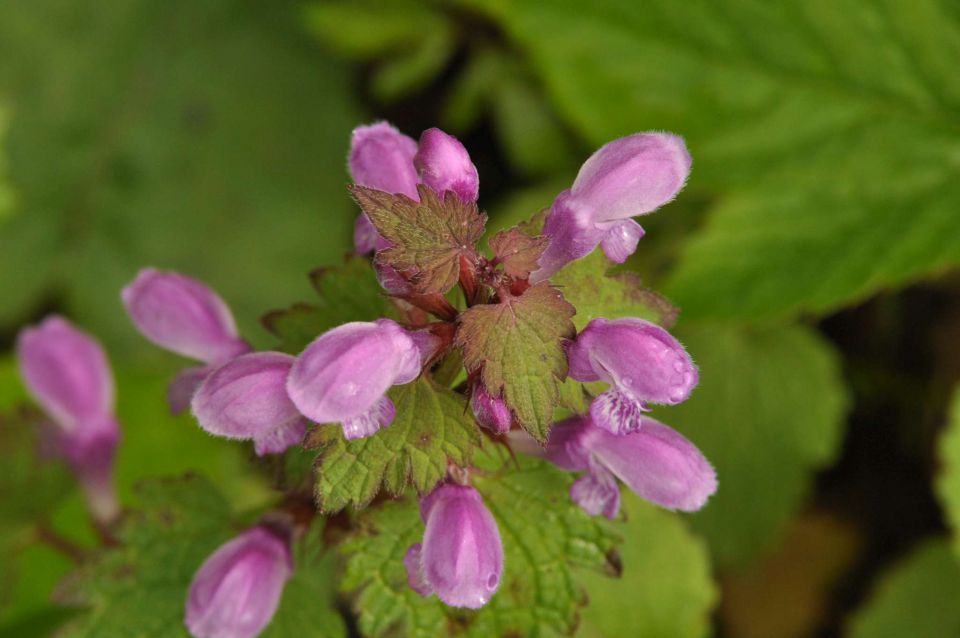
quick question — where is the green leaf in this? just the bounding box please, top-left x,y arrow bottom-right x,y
456,283 -> 575,441
0,0 -> 360,349
848,539 -> 960,638
578,493 -> 717,638
553,250 -> 678,331
308,377 -> 481,513
936,386 -> 960,556
57,475 -> 344,638
661,323 -> 849,567
262,257 -> 393,354
0,107 -> 12,221
340,448 -> 620,638
351,185 -> 488,295
488,226 -> 549,279
468,0 -> 960,320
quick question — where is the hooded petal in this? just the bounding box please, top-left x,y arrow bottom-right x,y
415,128 -> 479,202
585,416 -> 717,512
122,269 -> 250,364
568,317 -> 698,406
349,121 -> 420,199
16,316 -> 114,432
185,526 -> 292,638
191,352 -> 303,455
418,484 -> 503,608
286,319 -> 420,424
569,132 -> 691,224
599,219 -> 645,264
529,192 -> 606,283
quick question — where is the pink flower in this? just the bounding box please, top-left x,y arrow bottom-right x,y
470,384 -> 512,434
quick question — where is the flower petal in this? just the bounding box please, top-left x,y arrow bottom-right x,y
167,365 -> 214,415
415,128 -> 479,202
349,121 -> 419,199
404,543 -> 433,597
570,458 -> 621,519
470,384 -> 513,434
529,192 -> 605,283
341,394 -> 395,440
589,388 -> 648,435
599,219 -> 645,263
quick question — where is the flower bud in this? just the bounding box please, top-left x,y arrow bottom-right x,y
531,132 -> 690,281
546,415 -> 716,516
185,526 -> 292,638
414,128 -> 479,203
122,269 -> 250,365
404,484 -> 503,608
191,352 -> 305,456
286,319 -> 425,439
16,316 -> 120,524
470,384 -> 512,434
567,317 -> 698,435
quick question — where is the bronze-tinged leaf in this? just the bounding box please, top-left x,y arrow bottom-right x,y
350,184 -> 487,294
489,226 -> 550,279
455,283 -> 575,441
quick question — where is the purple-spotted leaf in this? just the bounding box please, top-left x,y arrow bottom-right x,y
489,226 -> 549,279
456,283 -> 575,441
350,184 -> 487,294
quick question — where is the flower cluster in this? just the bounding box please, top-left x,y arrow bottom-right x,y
15,121 -> 715,638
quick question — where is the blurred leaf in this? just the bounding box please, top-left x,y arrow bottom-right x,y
0,0 -> 360,350
308,377 -> 481,513
661,323 -> 849,567
340,448 -> 620,638
466,0 -> 960,320
262,257 -> 392,354
936,385 -> 960,556
371,25 -> 456,102
0,107 -> 12,220
847,539 -> 960,638
578,493 -> 716,638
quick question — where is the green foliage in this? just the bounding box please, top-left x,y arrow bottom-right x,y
340,448 -> 620,638
553,250 -> 678,330
0,107 -> 12,220
263,258 -> 393,354
847,540 -> 960,638
57,475 -> 344,638
578,493 -> 716,638
662,323 -> 849,567
465,0 -> 960,321
309,377 -> 481,513
456,283 -> 575,441
0,0 -> 359,350
936,386 -> 960,556
352,185 -> 488,295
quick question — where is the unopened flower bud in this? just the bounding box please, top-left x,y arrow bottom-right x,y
185,526 -> 292,638
191,352 -> 305,456
470,384 -> 512,434
404,484 -> 503,608
567,317 -> 697,435
414,128 -> 479,203
16,316 -> 121,524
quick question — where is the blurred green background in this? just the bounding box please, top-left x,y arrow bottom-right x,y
2,0 -> 960,636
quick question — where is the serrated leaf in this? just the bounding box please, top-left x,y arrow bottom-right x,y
553,250 -> 677,331
489,226 -> 549,279
57,475 -> 344,638
936,386 -> 960,557
847,540 -> 960,638
308,377 -> 481,513
578,493 -> 716,638
467,0 -> 960,320
351,184 -> 487,294
662,323 -> 849,567
340,448 -> 620,638
263,257 -> 393,353
456,283 -> 575,441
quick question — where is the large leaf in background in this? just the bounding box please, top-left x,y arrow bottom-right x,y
0,107 -> 11,220
936,386 -> 960,556
465,0 -> 960,320
57,476 -> 345,638
0,0 -> 359,352
578,493 -> 716,638
847,540 -> 960,638
340,448 -> 621,638
660,323 -> 849,567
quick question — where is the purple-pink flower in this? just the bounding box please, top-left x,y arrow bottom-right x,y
531,132 -> 691,281
470,384 -> 512,434
185,526 -> 292,638
404,484 -> 504,608
16,316 -> 120,524
567,317 -> 698,435
122,269 -> 251,414
286,319 -> 436,440
414,128 -> 480,203
191,352 -> 306,456
546,414 -> 716,518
